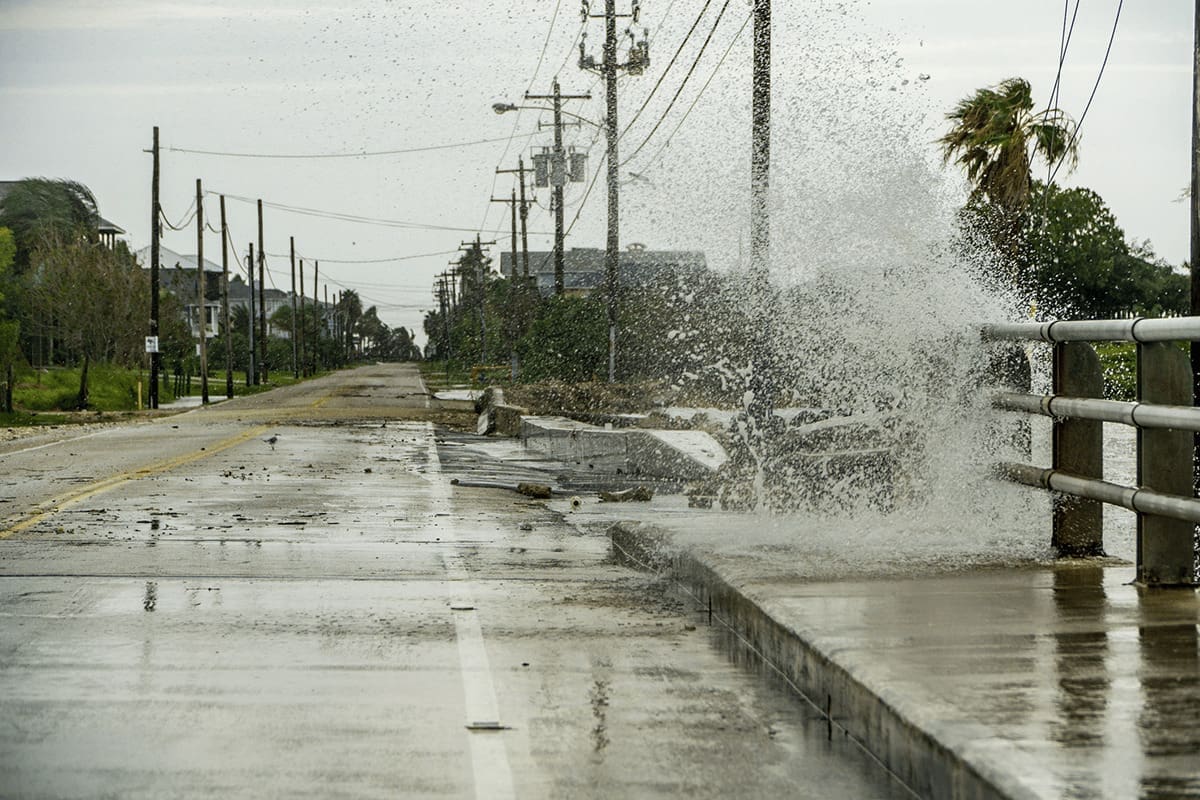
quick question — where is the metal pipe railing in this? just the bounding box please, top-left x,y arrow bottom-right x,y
993,392 -> 1200,432
981,316 -> 1200,344
1001,463 -> 1200,525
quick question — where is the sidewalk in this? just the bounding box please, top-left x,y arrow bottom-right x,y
564,504 -> 1199,799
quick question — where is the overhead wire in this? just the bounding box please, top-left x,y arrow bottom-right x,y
640,8 -> 751,174
620,0 -> 732,167
1045,0 -> 1080,188
481,0 -> 566,234
158,198 -> 197,231
166,135 -> 525,160
1047,0 -> 1124,185
213,191 -> 555,235
265,248 -> 460,265
619,0 -> 714,140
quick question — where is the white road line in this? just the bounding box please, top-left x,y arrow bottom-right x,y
0,428 -> 108,459
423,425 -> 515,800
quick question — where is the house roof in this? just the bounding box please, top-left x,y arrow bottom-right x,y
135,245 -> 222,273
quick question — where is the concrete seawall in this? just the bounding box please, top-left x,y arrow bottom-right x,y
519,415 -> 727,480
607,520 -> 1200,800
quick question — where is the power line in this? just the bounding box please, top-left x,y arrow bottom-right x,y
620,0 -> 714,140
214,191 -> 555,235
641,10 -> 750,173
1048,0 -> 1124,185
265,248 -> 460,265
621,0 -> 734,167
527,0 -> 565,90
166,135 -> 527,160
1046,0 -> 1080,187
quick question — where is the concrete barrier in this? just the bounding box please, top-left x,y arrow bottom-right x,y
520,415 -> 728,480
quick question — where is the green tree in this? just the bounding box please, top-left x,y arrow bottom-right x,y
517,296 -> 607,382
939,78 -> 1079,283
1027,182 -> 1187,318
0,178 -> 100,273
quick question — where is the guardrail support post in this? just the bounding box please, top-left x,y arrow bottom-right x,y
1137,342 -> 1196,586
1053,342 -> 1104,556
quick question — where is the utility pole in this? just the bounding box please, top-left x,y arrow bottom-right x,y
581,0 -> 648,382
299,259 -> 307,377
290,237 -> 298,379
313,261 -> 320,373
496,159 -> 534,279
149,127 -> 161,409
436,273 -> 452,377
247,243 -> 256,387
219,196 -> 232,398
747,0 -> 774,430
458,239 -> 495,366
1191,0 -> 1200,496
220,195 -> 233,399
256,200 -> 267,385
488,193 -> 521,279
527,80 -> 591,294
195,178 -> 209,404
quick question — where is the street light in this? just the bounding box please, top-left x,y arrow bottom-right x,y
492,103 -> 602,129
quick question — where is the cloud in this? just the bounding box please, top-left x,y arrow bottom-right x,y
0,0 -> 338,32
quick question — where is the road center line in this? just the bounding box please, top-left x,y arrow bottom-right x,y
0,424 -> 273,539
424,426 -> 515,800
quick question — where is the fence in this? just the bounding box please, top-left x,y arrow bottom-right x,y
982,317 -> 1198,587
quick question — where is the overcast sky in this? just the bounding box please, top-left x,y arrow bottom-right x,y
0,0 -> 1192,341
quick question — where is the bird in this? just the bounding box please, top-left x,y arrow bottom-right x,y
263,434 -> 279,449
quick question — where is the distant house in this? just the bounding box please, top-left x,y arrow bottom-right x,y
0,179 -> 126,248
135,245 -> 325,339
498,244 -> 707,297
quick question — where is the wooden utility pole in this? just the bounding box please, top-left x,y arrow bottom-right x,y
149,127 -> 161,409
312,261 -> 320,373
748,0 -> 774,428
247,243 -> 256,387
496,159 -> 533,279
195,178 -> 209,404
1191,0 -> 1200,495
220,195 -> 233,399
299,259 -> 307,377
581,0 -> 648,382
256,200 -> 267,384
290,237 -> 298,379
526,81 -> 591,294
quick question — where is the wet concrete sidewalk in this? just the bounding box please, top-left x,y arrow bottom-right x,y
603,519 -> 1200,799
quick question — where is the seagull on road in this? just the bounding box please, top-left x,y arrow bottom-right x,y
263,434 -> 279,450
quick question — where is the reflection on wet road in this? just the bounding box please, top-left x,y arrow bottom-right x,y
0,364 -> 910,798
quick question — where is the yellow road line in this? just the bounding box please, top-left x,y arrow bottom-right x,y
1,424 -> 273,539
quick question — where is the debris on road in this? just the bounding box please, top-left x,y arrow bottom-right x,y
516,482 -> 552,499
599,486 -> 654,503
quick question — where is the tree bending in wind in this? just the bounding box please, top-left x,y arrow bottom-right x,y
939,78 -> 1079,294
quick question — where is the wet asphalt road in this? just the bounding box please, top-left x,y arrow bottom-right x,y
0,364 -> 910,799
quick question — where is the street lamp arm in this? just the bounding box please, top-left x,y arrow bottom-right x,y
492,103 -> 602,130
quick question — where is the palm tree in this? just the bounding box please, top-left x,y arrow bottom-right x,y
0,178 -> 100,272
939,79 -> 1079,291
939,78 -> 1078,214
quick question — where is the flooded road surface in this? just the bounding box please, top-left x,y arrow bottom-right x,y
0,364 -> 911,798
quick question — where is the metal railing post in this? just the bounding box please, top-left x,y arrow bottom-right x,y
1137,342 -> 1196,585
1052,341 -> 1105,556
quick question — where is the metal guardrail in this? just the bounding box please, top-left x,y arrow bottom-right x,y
986,317 -> 1197,587
982,316 -> 1200,344
992,392 -> 1200,432
1001,463 -> 1200,525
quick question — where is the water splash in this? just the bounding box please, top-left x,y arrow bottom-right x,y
655,3 -> 1050,561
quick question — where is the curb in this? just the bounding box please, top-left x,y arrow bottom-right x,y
608,520 -> 1037,800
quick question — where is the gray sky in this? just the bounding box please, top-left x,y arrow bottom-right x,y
0,0 -> 1192,341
